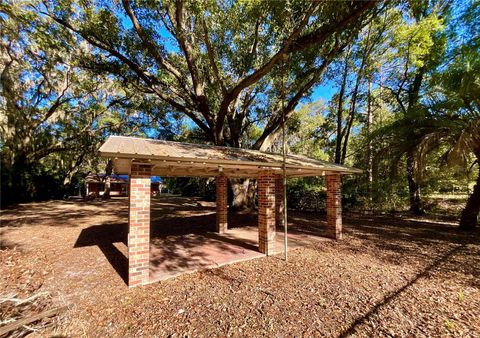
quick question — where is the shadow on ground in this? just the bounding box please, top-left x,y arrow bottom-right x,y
0,198 -> 128,228
69,196 -> 478,287
74,222 -> 129,283
338,244 -> 468,337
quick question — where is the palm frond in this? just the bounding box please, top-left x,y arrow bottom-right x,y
449,117 -> 480,165
414,130 -> 448,180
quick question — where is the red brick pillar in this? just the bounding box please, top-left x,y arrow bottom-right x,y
128,163 -> 152,287
216,175 -> 228,233
275,174 -> 284,227
326,174 -> 342,240
258,171 -> 276,255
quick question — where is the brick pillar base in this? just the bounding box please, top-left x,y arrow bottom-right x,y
326,174 -> 342,240
216,175 -> 228,233
128,163 -> 152,287
258,171 -> 276,255
275,174 -> 284,228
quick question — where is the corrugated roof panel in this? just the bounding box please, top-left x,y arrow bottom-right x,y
99,135 -> 362,175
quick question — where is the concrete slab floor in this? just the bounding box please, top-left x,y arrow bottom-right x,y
149,226 -> 329,282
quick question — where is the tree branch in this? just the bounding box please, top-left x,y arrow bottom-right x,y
290,1 -> 377,52
171,0 -> 203,97
121,0 -> 190,94
253,41 -> 342,150
35,68 -> 72,128
215,0 -> 321,143
201,17 -> 226,95
42,8 -> 194,117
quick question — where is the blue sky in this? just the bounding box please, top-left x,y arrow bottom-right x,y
311,82 -> 336,102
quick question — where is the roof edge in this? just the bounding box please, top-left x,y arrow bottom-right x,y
99,135 -> 363,175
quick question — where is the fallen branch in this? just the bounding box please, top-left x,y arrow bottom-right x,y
258,288 -> 275,297
0,306 -> 67,337
0,292 -> 49,305
21,324 -> 39,333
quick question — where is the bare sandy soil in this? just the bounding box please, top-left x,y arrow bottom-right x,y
1,196 -> 479,337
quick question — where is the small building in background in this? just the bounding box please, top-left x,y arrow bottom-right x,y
85,174 -> 162,197
151,181 -> 161,197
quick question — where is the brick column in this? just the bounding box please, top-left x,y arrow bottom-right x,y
128,163 -> 152,287
275,174 -> 284,228
326,174 -> 342,240
258,171 -> 276,255
216,175 -> 228,233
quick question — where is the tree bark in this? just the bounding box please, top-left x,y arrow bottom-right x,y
335,49 -> 350,164
8,155 -> 32,204
406,150 -> 422,214
459,160 -> 479,231
341,26 -> 372,165
230,178 -> 256,210
102,160 -> 113,199
366,78 -> 373,203
404,67 -> 425,214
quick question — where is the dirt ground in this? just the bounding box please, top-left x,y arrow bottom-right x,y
1,195 -> 479,337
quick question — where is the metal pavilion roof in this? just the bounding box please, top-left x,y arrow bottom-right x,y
99,136 -> 362,178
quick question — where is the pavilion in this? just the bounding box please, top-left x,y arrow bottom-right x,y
99,135 -> 361,287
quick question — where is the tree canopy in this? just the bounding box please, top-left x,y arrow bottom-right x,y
0,0 -> 478,230
39,0 -> 379,149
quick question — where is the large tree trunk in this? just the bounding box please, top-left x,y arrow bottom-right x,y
406,150 -> 422,214
366,78 -> 373,203
10,155 -> 32,204
341,28 -> 371,165
404,67 -> 425,215
459,162 -> 479,231
102,160 -> 113,199
335,48 -> 350,164
230,178 -> 256,210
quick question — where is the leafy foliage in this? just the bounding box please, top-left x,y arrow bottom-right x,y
38,0 -> 379,149
0,0 -> 478,228
0,1 -> 155,203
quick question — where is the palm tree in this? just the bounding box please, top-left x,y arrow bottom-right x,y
371,114 -> 433,215
420,46 -> 480,230
421,115 -> 480,230
456,120 -> 480,230
373,51 -> 480,230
